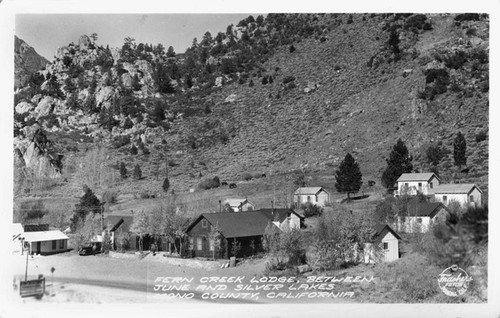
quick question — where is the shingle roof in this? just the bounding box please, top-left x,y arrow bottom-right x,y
294,187 -> 328,195
430,183 -> 482,194
397,173 -> 438,182
202,211 -> 274,238
372,224 -> 401,242
405,202 -> 449,218
22,230 -> 69,242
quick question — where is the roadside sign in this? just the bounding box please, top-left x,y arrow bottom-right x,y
20,278 -> 45,298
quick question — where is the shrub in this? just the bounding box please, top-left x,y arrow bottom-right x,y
289,45 -> 296,53
403,14 -> 428,31
454,13 -> 480,22
241,172 -> 253,181
346,15 -> 354,24
113,135 -> 131,148
282,76 -> 295,84
198,177 -> 221,190
301,202 -> 323,217
162,177 -> 170,192
443,51 -> 468,70
334,65 -> 341,71
475,131 -> 487,142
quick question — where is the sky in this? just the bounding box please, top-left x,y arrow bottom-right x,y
15,14 -> 253,60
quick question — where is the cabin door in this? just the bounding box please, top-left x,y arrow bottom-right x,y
36,242 -> 41,254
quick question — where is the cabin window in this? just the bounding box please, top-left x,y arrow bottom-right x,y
197,237 -> 203,250
417,218 -> 422,223
383,242 -> 388,250
59,240 -> 64,249
307,196 -> 311,202
443,195 -> 447,202
209,238 -> 214,251
189,237 -> 194,250
202,219 -> 207,228
469,195 -> 474,202
405,183 -> 409,187
430,183 -> 433,189
52,240 -> 57,250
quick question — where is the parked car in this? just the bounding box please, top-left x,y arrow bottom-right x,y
78,242 -> 102,256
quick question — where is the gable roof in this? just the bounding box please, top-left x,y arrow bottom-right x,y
104,214 -> 135,233
187,211 -> 277,239
431,183 -> 482,195
397,173 -> 439,182
372,224 -> 401,243
224,198 -> 254,208
405,202 -> 450,218
22,230 -> 69,242
257,208 -> 304,223
294,187 -> 329,195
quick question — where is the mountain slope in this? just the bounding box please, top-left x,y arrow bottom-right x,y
13,13 -> 489,206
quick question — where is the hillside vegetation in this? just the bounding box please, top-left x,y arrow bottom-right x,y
13,13 -> 488,218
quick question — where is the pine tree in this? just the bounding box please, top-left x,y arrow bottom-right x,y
132,74 -> 141,91
133,164 -> 142,180
130,144 -> 138,155
166,46 -> 176,57
120,162 -> 128,179
335,153 -> 363,200
162,177 -> 170,193
381,139 -> 413,189
453,132 -> 467,169
70,184 -> 101,232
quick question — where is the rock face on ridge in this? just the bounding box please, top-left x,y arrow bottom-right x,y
14,36 -> 49,90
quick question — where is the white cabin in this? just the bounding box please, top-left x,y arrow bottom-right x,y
395,172 -> 440,196
293,187 -> 330,207
396,202 -> 450,233
431,183 -> 483,207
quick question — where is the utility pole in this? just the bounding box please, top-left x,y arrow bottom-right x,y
100,201 -> 106,252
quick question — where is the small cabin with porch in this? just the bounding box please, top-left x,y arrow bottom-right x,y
186,211 -> 276,259
293,187 -> 330,207
395,173 -> 440,196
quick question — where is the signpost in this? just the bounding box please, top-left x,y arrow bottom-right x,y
20,277 -> 45,298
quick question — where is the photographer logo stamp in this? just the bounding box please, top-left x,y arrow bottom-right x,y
438,265 -> 473,297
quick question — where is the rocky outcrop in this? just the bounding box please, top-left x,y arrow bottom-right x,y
14,36 -> 49,89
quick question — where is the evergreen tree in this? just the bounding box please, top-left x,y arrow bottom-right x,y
453,132 -> 467,168
120,162 -> 128,179
162,177 -> 170,193
335,153 -> 363,200
150,99 -> 166,123
45,74 -> 64,99
132,74 -> 141,91
381,139 -> 413,189
130,144 -> 138,155
133,164 -> 142,180
70,185 -> 101,232
166,46 -> 176,57
426,144 -> 444,166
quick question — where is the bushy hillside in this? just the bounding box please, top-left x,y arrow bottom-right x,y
13,13 -> 489,211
